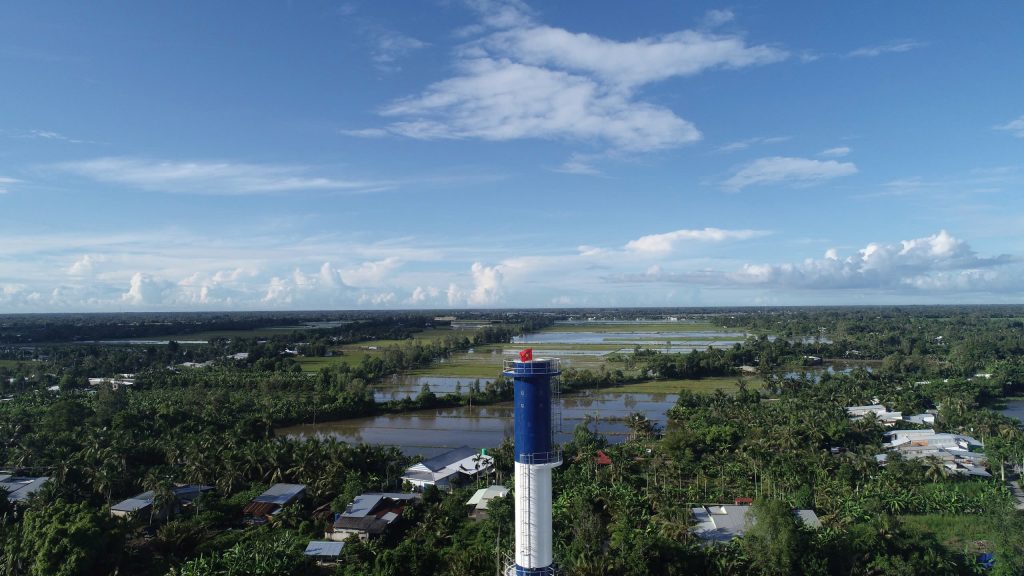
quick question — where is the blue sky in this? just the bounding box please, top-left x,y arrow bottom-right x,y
1,0 -> 1023,311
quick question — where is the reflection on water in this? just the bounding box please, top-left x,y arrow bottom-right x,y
1002,400 -> 1024,424
278,390 -> 678,456
373,375 -> 496,402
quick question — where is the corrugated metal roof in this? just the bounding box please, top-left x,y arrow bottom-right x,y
254,483 -> 305,505
0,476 -> 50,502
305,540 -> 345,557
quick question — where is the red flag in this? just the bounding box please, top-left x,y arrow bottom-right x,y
519,348 -> 533,362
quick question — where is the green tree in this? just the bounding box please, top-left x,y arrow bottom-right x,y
740,498 -> 805,576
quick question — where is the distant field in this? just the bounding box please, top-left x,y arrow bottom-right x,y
900,514 -> 998,553
0,359 -> 32,369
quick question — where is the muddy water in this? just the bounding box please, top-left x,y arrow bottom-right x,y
278,390 -> 678,457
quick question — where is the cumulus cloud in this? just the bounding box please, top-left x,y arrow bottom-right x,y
57,157 -> 395,195
359,0 -> 785,152
995,115 -> 1024,138
848,39 -> 925,58
723,156 -> 857,191
447,262 -> 504,306
624,227 -> 768,255
262,277 -> 292,305
339,257 -> 401,287
408,285 -> 440,304
614,230 -> 1016,293
121,272 -> 163,305
68,254 -> 99,276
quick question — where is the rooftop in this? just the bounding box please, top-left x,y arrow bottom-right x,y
690,504 -> 820,544
253,483 -> 306,505
466,485 -> 508,510
0,475 -> 50,502
305,540 -> 345,557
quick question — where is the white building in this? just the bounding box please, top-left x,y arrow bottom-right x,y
401,446 -> 494,491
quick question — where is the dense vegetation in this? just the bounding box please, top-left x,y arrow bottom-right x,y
2,307 -> 1024,574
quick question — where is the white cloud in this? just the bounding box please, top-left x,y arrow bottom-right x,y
363,2 -> 785,152
121,272 -> 163,305
0,176 -> 17,194
57,157 -> 395,195
848,39 -> 925,58
716,136 -> 789,153
702,9 -> 735,28
616,230 -> 1016,293
68,254 -> 99,276
480,25 -> 786,89
723,156 -> 857,191
625,227 -> 768,255
820,146 -> 851,157
408,285 -> 440,304
358,291 -> 396,306
380,57 -> 700,151
553,153 -> 602,175
372,30 -> 427,65
468,262 -> 503,305
995,115 -> 1024,138
262,277 -> 292,305
447,262 -> 504,306
339,257 -> 401,287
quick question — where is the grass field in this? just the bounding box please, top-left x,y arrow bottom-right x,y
900,514 -> 998,553
0,359 -> 33,369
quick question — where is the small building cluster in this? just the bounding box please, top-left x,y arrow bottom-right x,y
845,404 -> 935,427
88,374 -> 135,390
325,492 -> 421,542
400,446 -> 494,491
689,501 -> 821,544
877,429 -> 989,477
110,484 -> 213,520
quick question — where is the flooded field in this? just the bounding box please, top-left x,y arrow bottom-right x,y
279,390 -> 678,457
374,374 -> 496,402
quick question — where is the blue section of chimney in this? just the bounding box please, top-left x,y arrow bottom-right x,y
505,359 -> 560,464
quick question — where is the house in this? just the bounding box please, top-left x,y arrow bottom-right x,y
0,474 -> 49,503
325,492 -> 420,541
690,504 -> 821,544
846,404 -> 929,427
466,485 -> 508,520
846,404 -> 889,419
88,375 -> 136,390
110,484 -> 213,520
243,483 -> 306,524
304,541 -> 344,566
904,412 -> 936,425
401,446 -> 494,491
878,429 -> 989,477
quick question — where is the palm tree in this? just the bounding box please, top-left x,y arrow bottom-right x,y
924,456 -> 949,483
